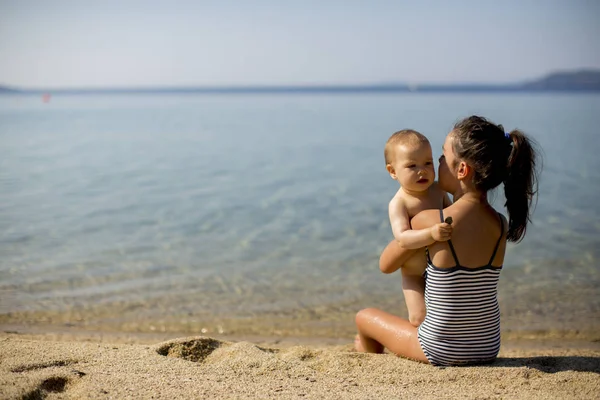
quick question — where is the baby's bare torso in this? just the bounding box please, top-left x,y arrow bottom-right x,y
391,182 -> 446,276
396,182 -> 445,219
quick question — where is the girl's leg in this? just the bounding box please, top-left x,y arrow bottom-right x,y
355,308 -> 429,363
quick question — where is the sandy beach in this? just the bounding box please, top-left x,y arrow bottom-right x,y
1,330 -> 599,399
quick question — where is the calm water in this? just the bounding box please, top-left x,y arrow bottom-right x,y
1,93 -> 599,336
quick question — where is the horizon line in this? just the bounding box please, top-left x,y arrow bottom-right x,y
2,69 -> 599,94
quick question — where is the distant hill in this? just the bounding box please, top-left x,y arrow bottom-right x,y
520,70 -> 600,91
1,70 -> 599,94
0,86 -> 19,93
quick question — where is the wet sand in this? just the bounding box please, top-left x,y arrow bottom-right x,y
3,260 -> 598,342
1,331 -> 599,400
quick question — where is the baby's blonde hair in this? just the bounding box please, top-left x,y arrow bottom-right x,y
384,129 -> 430,165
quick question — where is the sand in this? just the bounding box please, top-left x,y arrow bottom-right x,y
1,331 -> 599,399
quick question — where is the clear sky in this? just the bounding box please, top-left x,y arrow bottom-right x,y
1,0 -> 599,88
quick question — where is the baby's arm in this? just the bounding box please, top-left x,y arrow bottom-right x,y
389,201 -> 452,249
389,198 -> 411,243
390,200 -> 452,250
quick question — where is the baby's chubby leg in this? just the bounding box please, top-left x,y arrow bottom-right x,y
401,252 -> 427,327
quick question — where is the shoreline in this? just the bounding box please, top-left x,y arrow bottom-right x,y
3,260 -> 598,344
3,323 -> 600,350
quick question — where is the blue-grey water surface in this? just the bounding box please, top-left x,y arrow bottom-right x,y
1,93 -> 599,337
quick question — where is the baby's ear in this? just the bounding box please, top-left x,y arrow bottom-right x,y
386,164 -> 397,179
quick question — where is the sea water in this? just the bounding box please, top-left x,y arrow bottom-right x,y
1,93 -> 599,337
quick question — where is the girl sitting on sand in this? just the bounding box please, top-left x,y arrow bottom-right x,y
355,115 -> 540,366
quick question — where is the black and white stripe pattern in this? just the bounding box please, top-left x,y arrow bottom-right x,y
417,264 -> 502,366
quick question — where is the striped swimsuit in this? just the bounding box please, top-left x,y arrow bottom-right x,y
417,211 -> 504,366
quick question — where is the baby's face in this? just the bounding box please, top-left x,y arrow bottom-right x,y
389,142 -> 435,192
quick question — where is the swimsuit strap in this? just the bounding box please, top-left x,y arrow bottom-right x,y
487,212 -> 505,266
439,208 -> 461,267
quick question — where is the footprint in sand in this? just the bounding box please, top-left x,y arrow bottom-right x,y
155,337 -> 229,362
155,336 -> 294,365
11,360 -> 77,373
154,335 -> 330,379
11,359 -> 86,399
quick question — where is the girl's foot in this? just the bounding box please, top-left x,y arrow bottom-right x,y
354,334 -> 366,352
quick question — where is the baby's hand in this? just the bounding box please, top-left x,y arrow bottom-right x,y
430,222 -> 452,242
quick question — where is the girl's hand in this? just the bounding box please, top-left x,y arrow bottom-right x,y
430,223 -> 452,241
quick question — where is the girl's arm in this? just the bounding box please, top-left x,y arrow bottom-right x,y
379,239 -> 419,274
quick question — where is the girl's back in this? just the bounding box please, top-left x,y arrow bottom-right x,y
416,201 -> 507,366
426,202 -> 507,270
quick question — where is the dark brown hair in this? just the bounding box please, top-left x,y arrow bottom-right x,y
451,116 -> 540,242
384,129 -> 429,165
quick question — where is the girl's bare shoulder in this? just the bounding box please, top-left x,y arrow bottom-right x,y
496,211 -> 509,234
410,208 -> 441,229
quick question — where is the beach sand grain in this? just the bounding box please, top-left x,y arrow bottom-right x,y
1,333 -> 599,399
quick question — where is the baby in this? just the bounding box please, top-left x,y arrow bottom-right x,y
384,129 -> 452,326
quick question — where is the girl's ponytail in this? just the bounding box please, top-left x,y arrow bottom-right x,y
503,130 -> 540,242
452,116 -> 542,242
